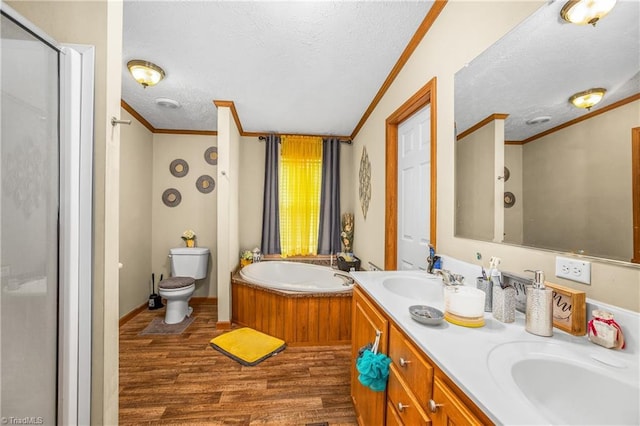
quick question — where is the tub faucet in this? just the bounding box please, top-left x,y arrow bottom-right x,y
432,269 -> 464,286
334,272 -> 354,286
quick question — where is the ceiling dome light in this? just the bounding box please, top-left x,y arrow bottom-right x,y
127,60 -> 165,88
526,116 -> 552,125
569,88 -> 606,110
155,98 -> 181,109
560,0 -> 617,26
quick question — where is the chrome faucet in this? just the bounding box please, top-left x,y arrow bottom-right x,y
333,272 -> 354,286
432,269 -> 465,286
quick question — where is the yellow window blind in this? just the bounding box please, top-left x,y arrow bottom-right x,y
279,135 -> 323,257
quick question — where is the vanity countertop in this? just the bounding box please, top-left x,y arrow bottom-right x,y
351,270 -> 639,425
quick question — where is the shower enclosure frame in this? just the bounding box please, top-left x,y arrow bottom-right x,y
0,3 -> 94,424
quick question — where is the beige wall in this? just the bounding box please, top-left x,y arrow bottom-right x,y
119,108 -> 153,316
151,133 -> 218,297
504,144 -> 524,244
340,143 -> 356,225
7,0 -> 123,423
350,0 -> 640,312
522,100 -> 638,260
238,136 -> 265,251
456,121 -> 496,241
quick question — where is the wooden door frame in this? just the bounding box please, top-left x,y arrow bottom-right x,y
385,77 -> 437,270
632,127 -> 640,263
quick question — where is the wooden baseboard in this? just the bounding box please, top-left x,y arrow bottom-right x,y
119,301 -> 148,327
216,321 -> 232,329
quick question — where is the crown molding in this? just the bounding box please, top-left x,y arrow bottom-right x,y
120,100 -> 217,136
350,0 -> 448,140
518,92 -> 640,144
456,113 -> 509,141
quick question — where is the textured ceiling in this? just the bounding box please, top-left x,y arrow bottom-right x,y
455,0 -> 640,142
122,1 -> 435,136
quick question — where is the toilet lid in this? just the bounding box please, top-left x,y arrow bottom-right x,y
158,276 -> 195,290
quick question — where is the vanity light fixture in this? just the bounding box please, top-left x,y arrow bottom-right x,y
127,60 -> 165,88
569,88 -> 606,110
560,0 -> 617,26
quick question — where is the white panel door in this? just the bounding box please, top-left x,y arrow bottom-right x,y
397,105 -> 431,270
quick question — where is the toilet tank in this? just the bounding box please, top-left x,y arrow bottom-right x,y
169,247 -> 210,279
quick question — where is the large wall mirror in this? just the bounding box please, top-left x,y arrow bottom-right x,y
454,1 -> 639,263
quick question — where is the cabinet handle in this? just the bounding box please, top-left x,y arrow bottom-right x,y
399,357 -> 411,367
397,402 -> 410,412
429,399 -> 443,413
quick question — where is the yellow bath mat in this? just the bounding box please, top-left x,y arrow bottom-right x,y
209,328 -> 286,366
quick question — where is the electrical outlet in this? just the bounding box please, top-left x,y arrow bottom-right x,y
555,256 -> 591,285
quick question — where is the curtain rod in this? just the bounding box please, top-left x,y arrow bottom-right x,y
258,135 -> 352,145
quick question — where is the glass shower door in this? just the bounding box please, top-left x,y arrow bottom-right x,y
1,12 -> 60,424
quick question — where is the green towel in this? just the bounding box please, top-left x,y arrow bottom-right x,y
356,348 -> 391,392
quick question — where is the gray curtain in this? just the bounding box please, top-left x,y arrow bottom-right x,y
260,134 -> 281,254
318,138 -> 341,254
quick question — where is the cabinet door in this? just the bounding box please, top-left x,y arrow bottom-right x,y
387,365 -> 431,426
430,376 -> 484,426
389,324 -> 434,410
351,286 -> 389,426
386,400 -> 404,426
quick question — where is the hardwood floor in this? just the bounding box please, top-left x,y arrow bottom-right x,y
119,302 -> 358,425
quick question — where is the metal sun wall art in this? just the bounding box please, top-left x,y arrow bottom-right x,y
359,146 -> 371,219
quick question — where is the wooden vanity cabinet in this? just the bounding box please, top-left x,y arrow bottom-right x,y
352,285 -> 493,426
386,322 -> 434,424
387,364 -> 431,425
351,286 -> 389,425
430,375 -> 484,425
388,323 -> 434,409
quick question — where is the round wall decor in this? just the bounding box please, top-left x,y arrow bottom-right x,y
196,175 -> 215,193
204,146 -> 218,165
504,191 -> 516,208
503,166 -> 511,182
169,159 -> 189,177
162,188 -> 182,207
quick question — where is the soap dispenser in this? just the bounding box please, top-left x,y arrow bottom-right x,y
525,270 -> 553,337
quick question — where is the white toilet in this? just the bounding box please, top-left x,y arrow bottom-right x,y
159,247 -> 209,324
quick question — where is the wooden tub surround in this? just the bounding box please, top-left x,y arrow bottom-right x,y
232,273 -> 352,346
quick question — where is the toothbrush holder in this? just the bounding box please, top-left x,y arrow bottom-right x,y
476,277 -> 493,312
492,285 -> 515,323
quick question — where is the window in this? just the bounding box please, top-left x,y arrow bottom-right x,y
279,135 -> 323,257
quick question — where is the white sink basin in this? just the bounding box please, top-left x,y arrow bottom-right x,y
488,341 -> 639,425
382,275 -> 443,302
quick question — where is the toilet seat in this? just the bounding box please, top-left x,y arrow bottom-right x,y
158,276 -> 195,290
158,277 -> 196,324
159,283 -> 195,294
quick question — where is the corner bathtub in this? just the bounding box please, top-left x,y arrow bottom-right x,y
239,261 -> 353,293
232,261 -> 352,346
